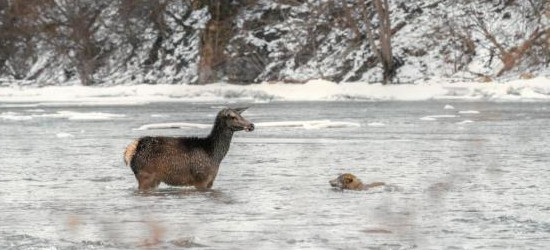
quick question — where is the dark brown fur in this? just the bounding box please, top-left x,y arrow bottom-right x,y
124,108 -> 254,191
330,173 -> 385,190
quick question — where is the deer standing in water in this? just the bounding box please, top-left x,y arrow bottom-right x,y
124,107 -> 254,191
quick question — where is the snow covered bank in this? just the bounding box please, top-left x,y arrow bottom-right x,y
0,78 -> 549,104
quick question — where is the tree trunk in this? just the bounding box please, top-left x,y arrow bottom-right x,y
196,0 -> 241,84
364,0 -> 395,84
374,0 -> 394,84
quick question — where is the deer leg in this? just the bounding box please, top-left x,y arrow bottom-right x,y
137,171 -> 159,191
191,164 -> 215,190
206,180 -> 214,189
194,181 -> 210,191
206,168 -> 218,189
194,176 -> 214,191
195,177 -> 212,191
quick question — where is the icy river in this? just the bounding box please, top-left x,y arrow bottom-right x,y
1,101 -> 549,249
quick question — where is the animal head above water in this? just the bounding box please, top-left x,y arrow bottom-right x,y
329,173 -> 364,190
219,107 -> 255,132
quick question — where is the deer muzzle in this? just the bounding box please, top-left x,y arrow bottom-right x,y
244,123 -> 255,132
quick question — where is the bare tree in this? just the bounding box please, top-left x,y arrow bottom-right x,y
195,0 -> 234,84
0,0 -> 45,80
363,0 -> 395,84
194,0 -> 257,84
468,1 -> 549,77
35,0 -> 111,85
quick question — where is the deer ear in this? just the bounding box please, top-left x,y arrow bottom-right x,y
234,107 -> 248,114
221,108 -> 231,116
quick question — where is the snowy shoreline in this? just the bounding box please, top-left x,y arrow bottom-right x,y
0,77 -> 549,104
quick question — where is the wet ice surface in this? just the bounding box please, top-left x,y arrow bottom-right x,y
1,101 -> 549,249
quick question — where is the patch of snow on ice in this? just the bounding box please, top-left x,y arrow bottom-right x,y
367,122 -> 386,127
420,116 -> 437,121
444,104 -> 455,110
0,112 -> 33,121
66,112 -> 124,120
26,109 -> 46,113
458,110 -> 480,114
0,104 -> 39,108
420,115 -> 459,121
256,120 -> 330,128
56,132 -> 74,138
136,122 -> 212,130
456,120 -> 474,125
257,120 -> 360,129
38,111 -> 125,121
136,120 -> 360,130
302,121 -> 361,129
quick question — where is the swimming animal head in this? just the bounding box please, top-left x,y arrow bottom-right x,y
329,173 -> 364,190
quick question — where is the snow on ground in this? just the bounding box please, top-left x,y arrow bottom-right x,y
0,77 -> 549,104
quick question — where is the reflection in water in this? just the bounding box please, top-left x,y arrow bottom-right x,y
134,188 -> 236,204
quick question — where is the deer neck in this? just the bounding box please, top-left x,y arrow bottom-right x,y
207,120 -> 234,164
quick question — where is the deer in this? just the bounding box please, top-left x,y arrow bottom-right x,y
124,107 -> 254,191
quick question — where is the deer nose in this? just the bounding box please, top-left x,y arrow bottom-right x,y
246,123 -> 255,132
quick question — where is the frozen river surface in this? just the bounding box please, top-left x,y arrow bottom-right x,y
1,101 -> 549,249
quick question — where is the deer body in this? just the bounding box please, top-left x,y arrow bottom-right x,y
124,108 -> 254,191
